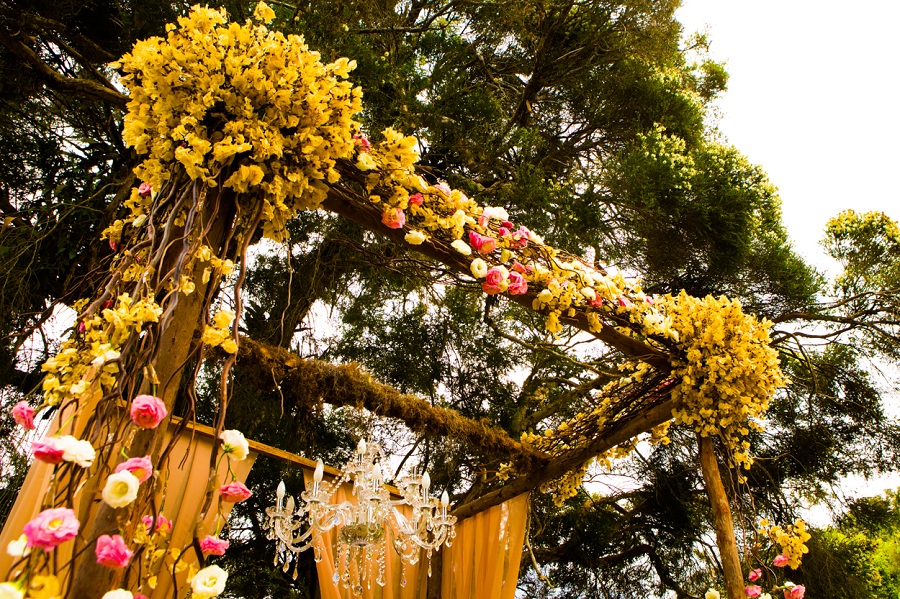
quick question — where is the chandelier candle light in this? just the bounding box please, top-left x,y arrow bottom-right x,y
265,439 -> 457,594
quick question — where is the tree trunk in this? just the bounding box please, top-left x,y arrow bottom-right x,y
69,187 -> 237,599
697,434 -> 744,599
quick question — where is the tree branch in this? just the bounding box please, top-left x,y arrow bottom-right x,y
0,29 -> 128,107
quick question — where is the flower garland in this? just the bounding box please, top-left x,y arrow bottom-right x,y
3,2 -> 789,596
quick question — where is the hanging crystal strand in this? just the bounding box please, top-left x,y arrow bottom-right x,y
400,559 -> 408,587
292,559 -> 299,580
352,545 -> 363,596
426,548 -> 433,577
313,543 -> 323,563
364,545 -> 373,590
376,538 -> 386,587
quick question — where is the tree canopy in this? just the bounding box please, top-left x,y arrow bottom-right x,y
1,1 -> 899,598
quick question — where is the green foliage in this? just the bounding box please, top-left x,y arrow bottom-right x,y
1,0 -> 899,597
795,491 -> 900,599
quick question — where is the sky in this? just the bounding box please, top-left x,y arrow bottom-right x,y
673,0 -> 900,512
676,0 -> 900,272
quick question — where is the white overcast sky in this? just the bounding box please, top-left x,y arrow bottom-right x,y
675,1 -> 900,510
676,0 -> 900,271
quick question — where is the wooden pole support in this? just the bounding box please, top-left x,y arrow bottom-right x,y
697,434 -> 745,599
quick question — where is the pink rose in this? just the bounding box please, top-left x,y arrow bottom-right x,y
95,534 -> 133,568
484,267 -> 505,287
773,553 -> 790,567
138,182 -> 152,197
507,271 -> 528,295
745,585 -> 762,598
500,220 -> 514,229
115,456 -> 153,483
468,231 -> 498,254
498,226 -> 511,238
748,568 -> 762,582
199,535 -> 230,556
616,296 -> 633,308
130,395 -> 167,429
78,320 -> 87,332
23,508 -> 79,551
219,481 -> 252,503
482,267 -> 507,295
510,226 -> 530,248
381,208 -> 406,229
784,586 -> 805,599
434,183 -> 451,196
478,214 -> 489,229
12,401 -> 35,430
32,438 -> 66,464
142,513 -> 172,534
408,193 -> 424,206
353,134 -> 371,152
511,261 -> 532,275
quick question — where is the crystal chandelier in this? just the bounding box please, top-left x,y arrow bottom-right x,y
264,439 -> 457,594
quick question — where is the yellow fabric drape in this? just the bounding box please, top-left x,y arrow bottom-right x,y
0,418 -> 255,598
149,427 -> 256,599
302,471 -> 428,599
440,493 -> 529,599
299,467 -> 529,599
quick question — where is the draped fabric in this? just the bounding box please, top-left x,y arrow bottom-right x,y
301,471 -> 429,599
300,466 -> 529,599
440,493 -> 529,599
0,398 -> 94,580
149,424 -> 257,598
0,416 -> 255,597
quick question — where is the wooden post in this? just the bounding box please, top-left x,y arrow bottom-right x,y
697,435 -> 745,599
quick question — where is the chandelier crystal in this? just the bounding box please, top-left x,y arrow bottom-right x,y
264,439 -> 457,595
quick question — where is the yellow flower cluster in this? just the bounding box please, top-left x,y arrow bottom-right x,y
114,2 -> 363,240
664,291 -> 785,469
353,129 -> 678,340
41,294 -> 162,407
194,244 -> 236,284
759,518 -> 811,569
539,461 -> 589,506
201,309 -> 238,353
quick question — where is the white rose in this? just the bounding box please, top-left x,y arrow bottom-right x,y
705,591 -> 720,599
0,583 -> 23,599
219,430 -> 249,461
101,590 -> 133,599
102,471 -> 140,508
580,287 -> 597,301
470,258 -> 488,279
481,206 -> 509,221
450,240 -> 471,256
404,230 -> 426,245
6,534 -> 29,558
61,437 -> 95,468
91,348 -> 121,368
191,565 -> 228,598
